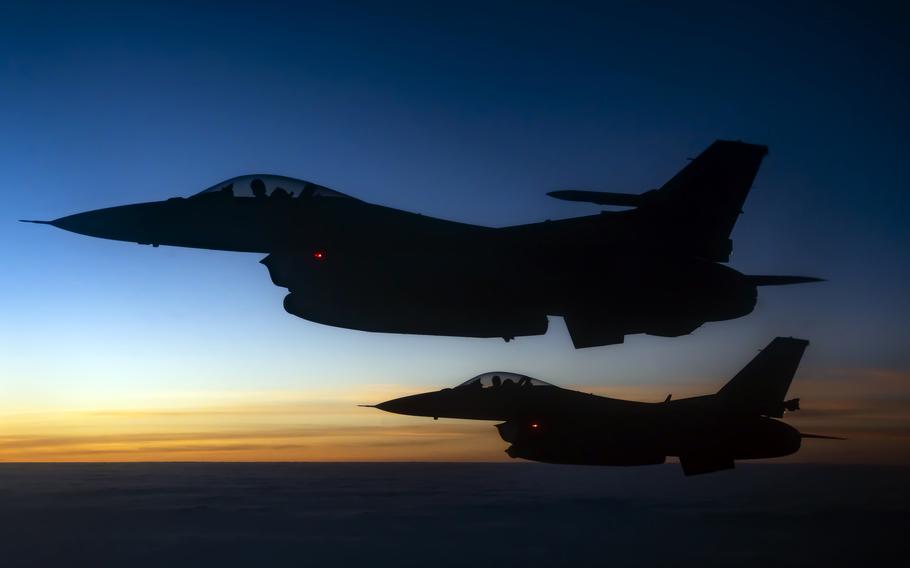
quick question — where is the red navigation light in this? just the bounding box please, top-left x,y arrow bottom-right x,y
313,250 -> 326,261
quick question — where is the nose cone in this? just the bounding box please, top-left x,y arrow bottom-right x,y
48,204 -> 165,244
374,392 -> 444,418
376,393 -> 434,416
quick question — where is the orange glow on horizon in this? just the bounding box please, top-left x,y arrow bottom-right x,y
0,370 -> 906,464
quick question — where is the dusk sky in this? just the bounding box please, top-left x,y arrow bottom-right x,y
1,1 -> 907,463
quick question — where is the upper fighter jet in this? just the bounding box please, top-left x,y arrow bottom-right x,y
24,140 -> 819,348
367,337 -> 844,475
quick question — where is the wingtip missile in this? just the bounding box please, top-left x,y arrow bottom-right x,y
746,275 -> 825,286
801,433 -> 847,440
548,190 -> 646,207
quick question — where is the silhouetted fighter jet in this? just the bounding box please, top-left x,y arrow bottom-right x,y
24,140 -> 820,348
367,337 -> 844,475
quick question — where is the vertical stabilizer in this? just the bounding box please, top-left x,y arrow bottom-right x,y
647,140 -> 768,261
717,337 -> 808,417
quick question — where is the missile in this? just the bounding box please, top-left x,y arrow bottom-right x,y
547,189 -> 658,207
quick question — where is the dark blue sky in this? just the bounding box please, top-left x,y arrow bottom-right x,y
0,1 -> 907,455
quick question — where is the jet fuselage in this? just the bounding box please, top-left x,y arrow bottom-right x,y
44,189 -> 757,343
28,141 -> 820,347
375,383 -> 800,464
371,339 -> 838,475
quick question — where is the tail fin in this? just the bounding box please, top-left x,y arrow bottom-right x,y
717,337 -> 808,417
646,140 -> 768,262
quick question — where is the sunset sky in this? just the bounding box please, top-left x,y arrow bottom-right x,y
0,1 -> 907,463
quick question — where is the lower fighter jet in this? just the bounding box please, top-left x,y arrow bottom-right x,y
367,337 -> 843,475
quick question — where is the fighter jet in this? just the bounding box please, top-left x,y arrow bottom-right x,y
23,140 -> 820,348
367,337 -> 844,475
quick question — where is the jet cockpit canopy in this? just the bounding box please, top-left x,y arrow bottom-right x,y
456,372 -> 554,389
194,174 -> 358,200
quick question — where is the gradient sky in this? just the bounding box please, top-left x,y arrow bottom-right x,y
0,1 -> 907,462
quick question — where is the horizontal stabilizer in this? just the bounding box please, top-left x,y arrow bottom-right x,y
547,190 -> 649,207
801,433 -> 847,440
746,275 -> 824,286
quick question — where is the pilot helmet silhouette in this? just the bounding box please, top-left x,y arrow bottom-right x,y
250,178 -> 267,197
